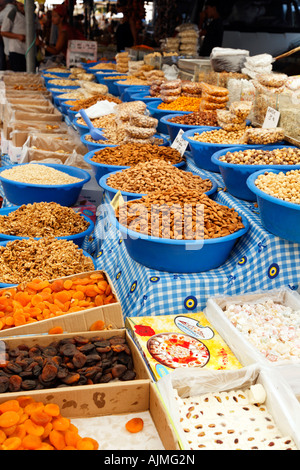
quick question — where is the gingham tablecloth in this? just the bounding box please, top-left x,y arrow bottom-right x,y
1,151 -> 300,319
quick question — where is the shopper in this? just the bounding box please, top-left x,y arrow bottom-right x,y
115,0 -> 136,52
0,0 -> 16,69
199,0 -> 224,57
1,0 -> 26,72
40,4 -> 73,58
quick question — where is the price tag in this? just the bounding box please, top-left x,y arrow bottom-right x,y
171,129 -> 189,156
110,190 -> 125,212
262,107 -> 281,129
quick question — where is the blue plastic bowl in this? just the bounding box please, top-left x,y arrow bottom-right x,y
43,74 -> 72,85
100,169 -> 218,201
95,71 -> 123,84
102,77 -> 124,95
160,114 -> 218,143
0,163 -> 91,207
122,85 -> 150,102
68,107 -> 78,121
0,206 -> 94,247
49,88 -> 74,98
80,132 -> 169,152
130,93 -> 163,105
60,99 -> 76,115
247,169 -> 300,243
212,145 -> 298,201
46,81 -> 79,90
116,80 -> 135,97
0,241 -> 96,288
110,203 -> 249,273
73,117 -> 89,136
84,149 -> 185,184
42,71 -> 70,78
147,101 -> 191,134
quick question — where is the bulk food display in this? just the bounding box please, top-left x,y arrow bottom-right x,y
0,48 -> 299,452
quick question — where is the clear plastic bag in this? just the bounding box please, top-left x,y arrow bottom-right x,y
125,125 -> 157,139
130,112 -> 158,129
210,47 -> 250,73
202,91 -> 229,104
160,79 -> 182,90
241,127 -> 285,145
229,100 -> 252,119
257,73 -> 288,88
200,82 -> 229,97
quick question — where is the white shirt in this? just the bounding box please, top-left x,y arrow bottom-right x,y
2,8 -> 26,55
0,3 -> 16,55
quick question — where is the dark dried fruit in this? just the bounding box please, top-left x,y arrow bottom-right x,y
41,362 -> 58,383
0,376 -> 9,393
111,364 -> 127,378
8,375 -> 22,391
72,352 -> 87,368
0,334 -> 136,393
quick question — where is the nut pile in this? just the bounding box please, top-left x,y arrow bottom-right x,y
116,188 -> 245,240
219,147 -> 300,166
168,111 -> 218,127
106,160 -> 212,194
191,128 -> 249,145
0,164 -> 84,186
0,334 -> 136,393
0,237 -> 95,284
91,142 -> 183,166
255,169 -> 300,204
0,202 -> 90,237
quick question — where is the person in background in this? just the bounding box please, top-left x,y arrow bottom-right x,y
1,0 -> 26,71
0,0 -> 16,69
40,4 -> 73,58
115,0 -> 136,52
199,0 -> 224,57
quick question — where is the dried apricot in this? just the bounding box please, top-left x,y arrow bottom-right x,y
0,411 -> 20,428
125,417 -> 144,433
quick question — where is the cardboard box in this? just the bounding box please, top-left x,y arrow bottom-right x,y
157,364 -> 300,450
0,270 -> 124,338
205,288 -> 300,396
0,329 -> 152,382
0,378 -> 179,450
126,312 -> 242,381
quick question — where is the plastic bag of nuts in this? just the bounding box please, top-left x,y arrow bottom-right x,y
229,101 -> 253,120
257,72 -> 288,88
130,112 -> 158,128
241,127 -> 285,145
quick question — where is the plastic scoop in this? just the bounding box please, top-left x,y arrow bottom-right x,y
79,109 -> 106,141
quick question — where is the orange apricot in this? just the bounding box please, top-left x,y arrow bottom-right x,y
125,417 -> 144,433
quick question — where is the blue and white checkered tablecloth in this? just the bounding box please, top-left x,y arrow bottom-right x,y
1,151 -> 300,319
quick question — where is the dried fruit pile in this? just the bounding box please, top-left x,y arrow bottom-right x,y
0,272 -> 116,331
0,334 -> 136,393
0,396 -> 98,450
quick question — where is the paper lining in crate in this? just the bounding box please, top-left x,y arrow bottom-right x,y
0,378 -> 179,450
157,364 -> 300,450
205,288 -> 300,397
0,270 -> 123,338
126,312 -> 242,381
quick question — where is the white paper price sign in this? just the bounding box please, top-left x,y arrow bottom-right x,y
171,128 -> 189,156
262,106 -> 281,129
